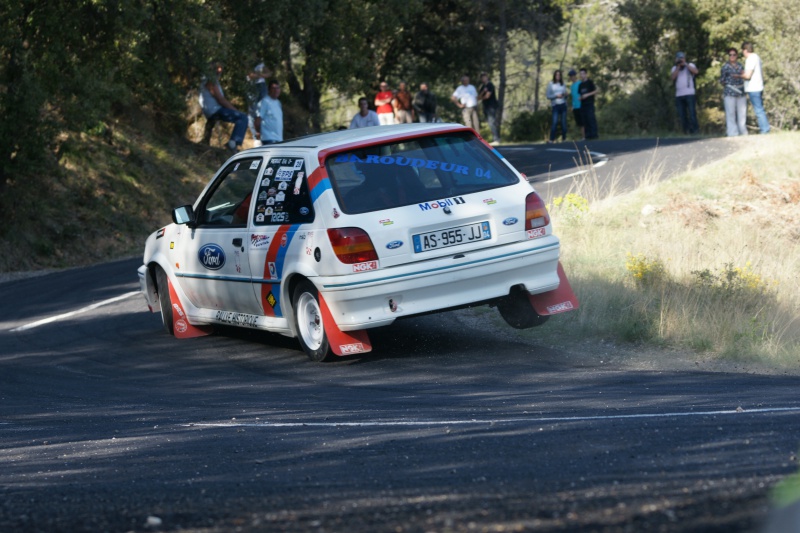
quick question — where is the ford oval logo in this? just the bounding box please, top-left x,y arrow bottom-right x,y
386,240 -> 403,250
503,217 -> 519,226
198,243 -> 226,270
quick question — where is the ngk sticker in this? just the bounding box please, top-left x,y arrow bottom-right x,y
547,301 -> 574,314
527,227 -> 546,239
340,343 -> 366,354
352,261 -> 378,273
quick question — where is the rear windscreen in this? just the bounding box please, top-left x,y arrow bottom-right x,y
325,132 -> 519,214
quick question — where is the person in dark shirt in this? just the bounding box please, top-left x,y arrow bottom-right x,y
578,68 -> 599,140
413,82 -> 437,123
479,73 -> 500,144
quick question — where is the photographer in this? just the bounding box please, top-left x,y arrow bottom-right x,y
670,51 -> 700,134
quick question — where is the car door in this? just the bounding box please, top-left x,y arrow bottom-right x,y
246,154 -> 316,317
173,157 -> 264,315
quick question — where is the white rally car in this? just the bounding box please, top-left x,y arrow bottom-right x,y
138,123 -> 578,361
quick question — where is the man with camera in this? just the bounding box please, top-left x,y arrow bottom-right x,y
670,51 -> 699,134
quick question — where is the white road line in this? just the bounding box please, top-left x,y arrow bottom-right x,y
10,291 -> 140,332
185,406 -> 800,429
530,148 -> 608,185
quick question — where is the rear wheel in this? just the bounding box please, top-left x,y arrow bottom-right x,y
292,280 -> 332,362
497,286 -> 550,329
155,266 -> 174,335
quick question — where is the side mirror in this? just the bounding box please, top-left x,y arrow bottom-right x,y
172,205 -> 195,226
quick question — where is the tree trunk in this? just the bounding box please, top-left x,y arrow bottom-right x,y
496,0 -> 508,137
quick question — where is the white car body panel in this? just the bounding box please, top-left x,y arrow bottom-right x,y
139,123 -> 571,346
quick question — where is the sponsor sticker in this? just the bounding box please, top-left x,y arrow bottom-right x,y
379,219 -> 394,226
418,197 -> 466,211
547,301 -> 574,314
215,310 -> 259,328
175,319 -> 188,333
250,160 -> 260,170
172,303 -> 185,318
198,243 -> 225,270
483,198 -> 497,205
266,292 -> 277,308
156,228 -> 166,239
527,227 -> 546,239
352,261 -> 378,273
340,343 -> 366,354
268,262 -> 277,279
169,241 -> 175,249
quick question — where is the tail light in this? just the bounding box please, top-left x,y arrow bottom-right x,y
327,227 -> 379,264
525,191 -> 550,230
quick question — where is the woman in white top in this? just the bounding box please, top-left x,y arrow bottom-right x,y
546,70 -> 568,143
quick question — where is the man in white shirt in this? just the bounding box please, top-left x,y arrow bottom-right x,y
737,41 -> 770,134
450,75 -> 480,131
350,97 -> 380,129
256,80 -> 283,144
670,51 -> 699,134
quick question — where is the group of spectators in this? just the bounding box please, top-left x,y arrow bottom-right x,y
545,68 -> 598,142
543,41 -> 770,143
349,74 -> 501,145
199,62 -> 284,152
349,80 -> 436,129
199,41 -> 770,153
668,41 -> 769,136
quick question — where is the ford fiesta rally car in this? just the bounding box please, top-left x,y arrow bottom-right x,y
138,123 -> 578,361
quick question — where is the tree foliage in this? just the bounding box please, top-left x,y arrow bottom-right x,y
1,0 -> 797,193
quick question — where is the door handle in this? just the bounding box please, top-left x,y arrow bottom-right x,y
232,238 -> 243,247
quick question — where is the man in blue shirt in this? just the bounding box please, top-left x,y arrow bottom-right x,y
199,62 -> 249,152
568,70 -> 584,140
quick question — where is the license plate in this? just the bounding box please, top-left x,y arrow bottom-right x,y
413,221 -> 491,253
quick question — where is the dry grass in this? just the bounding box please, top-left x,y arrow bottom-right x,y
539,133 -> 800,366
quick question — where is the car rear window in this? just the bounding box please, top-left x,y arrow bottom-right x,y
325,132 -> 519,214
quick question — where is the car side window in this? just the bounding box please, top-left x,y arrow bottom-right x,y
253,156 -> 314,225
199,158 -> 261,227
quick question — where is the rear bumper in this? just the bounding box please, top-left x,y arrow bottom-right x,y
317,237 -> 561,330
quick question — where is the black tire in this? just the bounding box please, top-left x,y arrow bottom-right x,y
155,266 -> 174,335
497,286 -> 550,329
292,280 -> 332,362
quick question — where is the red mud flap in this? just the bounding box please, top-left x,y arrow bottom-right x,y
528,262 -> 580,316
319,294 -> 372,356
168,278 -> 212,339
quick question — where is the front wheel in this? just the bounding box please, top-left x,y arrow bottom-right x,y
292,280 -> 332,362
155,266 -> 174,335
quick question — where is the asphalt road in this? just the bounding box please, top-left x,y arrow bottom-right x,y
498,136 -> 742,201
3,138 -> 798,533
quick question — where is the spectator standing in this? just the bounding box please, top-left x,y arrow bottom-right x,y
394,82 -> 414,124
255,80 -> 283,144
568,69 -> 584,140
350,97 -> 380,129
479,73 -> 500,144
199,62 -> 249,152
578,68 -> 599,140
737,42 -> 770,134
451,75 -> 480,131
413,83 -> 437,123
374,81 -> 395,125
246,62 -> 270,147
720,48 -> 747,137
670,51 -> 700,134
546,70 -> 568,143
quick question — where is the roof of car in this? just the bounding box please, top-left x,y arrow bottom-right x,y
246,123 -> 473,154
